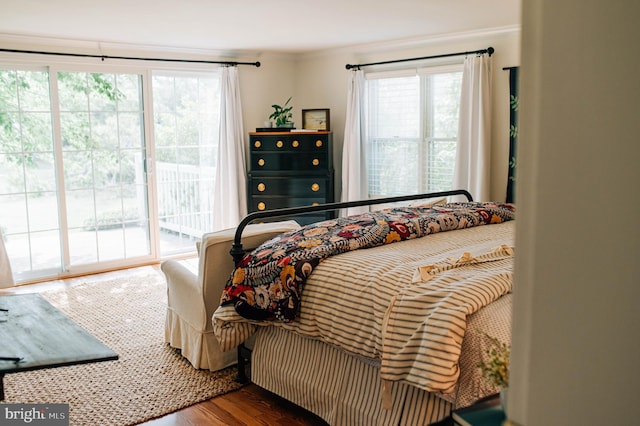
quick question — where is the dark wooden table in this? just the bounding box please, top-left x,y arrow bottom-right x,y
0,293 -> 118,400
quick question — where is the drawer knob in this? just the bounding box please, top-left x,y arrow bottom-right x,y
312,158 -> 319,166
315,140 -> 323,148
258,158 -> 265,167
257,183 -> 266,192
276,140 -> 284,148
311,183 -> 320,192
254,140 -> 261,148
292,140 -> 299,148
258,202 -> 266,211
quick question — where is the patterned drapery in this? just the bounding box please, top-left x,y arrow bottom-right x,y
506,67 -> 519,203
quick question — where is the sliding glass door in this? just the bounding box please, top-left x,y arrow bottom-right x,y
57,71 -> 151,267
0,69 -> 62,279
151,72 -> 220,256
0,67 -> 152,282
1,63 -> 222,283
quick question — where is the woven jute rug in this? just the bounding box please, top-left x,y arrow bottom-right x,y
2,270 -> 243,425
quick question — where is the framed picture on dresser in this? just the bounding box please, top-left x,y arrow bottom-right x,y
302,109 -> 330,131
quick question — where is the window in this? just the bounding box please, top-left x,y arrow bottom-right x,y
0,62 -> 220,283
365,65 -> 462,197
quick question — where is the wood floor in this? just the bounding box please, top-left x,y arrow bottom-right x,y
142,384 -> 327,426
4,263 -> 327,426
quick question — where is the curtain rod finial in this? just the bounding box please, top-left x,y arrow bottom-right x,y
488,47 -> 495,56
255,61 -> 261,67
345,64 -> 354,70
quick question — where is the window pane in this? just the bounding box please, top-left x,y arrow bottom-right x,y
89,73 -> 117,111
27,192 -> 59,232
21,112 -> 53,152
0,112 -> 21,152
119,112 -> 144,148
25,153 -> 56,192
60,111 -> 91,151
91,112 -> 119,150
18,71 -> 51,112
0,70 -> 19,110
57,72 -> 89,111
28,230 -> 61,271
0,154 -> 25,193
366,68 -> 462,197
0,193 -> 28,233
116,74 -> 142,111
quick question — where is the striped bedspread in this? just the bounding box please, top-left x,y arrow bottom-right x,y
213,220 -> 515,394
381,244 -> 513,393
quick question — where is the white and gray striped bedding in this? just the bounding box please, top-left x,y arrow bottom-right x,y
213,221 -> 514,404
252,326 -> 454,425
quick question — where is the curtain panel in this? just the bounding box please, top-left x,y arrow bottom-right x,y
506,67 -> 519,203
453,54 -> 493,201
340,69 -> 370,216
212,66 -> 247,231
0,229 -> 14,287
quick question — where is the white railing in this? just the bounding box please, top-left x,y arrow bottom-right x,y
155,161 -> 216,238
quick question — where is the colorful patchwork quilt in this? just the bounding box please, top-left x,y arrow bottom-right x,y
219,202 -> 515,322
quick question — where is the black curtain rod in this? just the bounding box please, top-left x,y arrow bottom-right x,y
345,46 -> 494,70
0,48 -> 261,67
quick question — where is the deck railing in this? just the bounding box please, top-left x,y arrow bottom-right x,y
155,161 -> 215,238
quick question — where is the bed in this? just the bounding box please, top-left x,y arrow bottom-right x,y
212,190 -> 515,425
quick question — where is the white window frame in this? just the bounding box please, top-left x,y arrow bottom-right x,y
364,63 -> 464,197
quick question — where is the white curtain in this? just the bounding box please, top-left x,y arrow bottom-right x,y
212,66 -> 247,231
341,69 -> 369,216
453,54 -> 492,201
0,230 -> 14,288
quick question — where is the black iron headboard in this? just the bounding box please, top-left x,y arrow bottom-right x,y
230,189 -> 472,265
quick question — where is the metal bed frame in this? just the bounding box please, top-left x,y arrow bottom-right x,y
228,189 -> 473,382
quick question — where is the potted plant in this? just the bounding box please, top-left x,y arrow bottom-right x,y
269,97 -> 294,128
478,333 -> 510,413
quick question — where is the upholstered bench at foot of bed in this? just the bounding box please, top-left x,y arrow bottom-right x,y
161,220 -> 301,371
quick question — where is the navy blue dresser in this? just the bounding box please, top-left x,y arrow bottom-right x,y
247,131 -> 334,225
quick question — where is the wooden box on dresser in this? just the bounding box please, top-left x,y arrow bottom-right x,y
247,131 -> 334,225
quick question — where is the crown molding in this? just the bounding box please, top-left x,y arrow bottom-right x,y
0,32 -> 264,64
299,25 -> 521,60
0,26 -> 520,65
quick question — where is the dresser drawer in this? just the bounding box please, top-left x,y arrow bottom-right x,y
248,196 -> 328,212
250,152 -> 329,172
249,176 -> 332,197
250,134 -> 329,152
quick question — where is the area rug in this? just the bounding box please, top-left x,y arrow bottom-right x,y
2,270 -> 243,425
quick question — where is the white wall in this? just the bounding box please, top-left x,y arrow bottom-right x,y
238,52 -> 298,131
510,1 -> 640,424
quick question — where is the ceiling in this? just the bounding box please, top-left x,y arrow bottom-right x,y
0,0 -> 521,55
